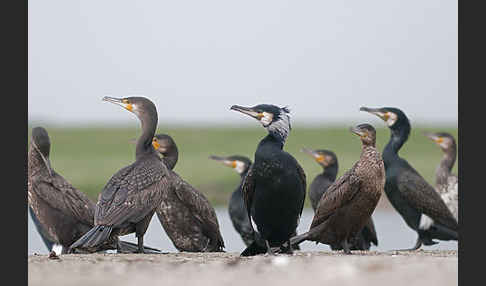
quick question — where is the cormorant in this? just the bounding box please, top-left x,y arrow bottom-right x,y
301,148 -> 378,250
28,127 -> 157,254
70,97 -> 171,253
424,132 -> 458,221
290,124 -> 384,254
150,134 -> 225,252
360,107 -> 458,250
230,104 -> 306,256
209,155 -> 256,246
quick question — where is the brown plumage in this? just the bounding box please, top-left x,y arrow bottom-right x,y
28,127 -> 159,254
152,134 -> 225,252
290,124 -> 384,254
70,97 -> 171,253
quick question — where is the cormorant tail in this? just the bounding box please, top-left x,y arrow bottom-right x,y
240,241 -> 268,257
69,225 -> 113,251
117,241 -> 161,254
289,231 -> 310,246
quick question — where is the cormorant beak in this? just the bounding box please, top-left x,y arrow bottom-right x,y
423,132 -> 443,144
230,105 -> 263,120
102,96 -> 133,112
209,155 -> 236,168
301,148 -> 326,164
350,126 -> 366,138
360,107 -> 389,121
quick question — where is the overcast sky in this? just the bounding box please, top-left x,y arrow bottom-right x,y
28,0 -> 457,127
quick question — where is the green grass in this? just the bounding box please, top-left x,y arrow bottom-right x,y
28,125 -> 458,206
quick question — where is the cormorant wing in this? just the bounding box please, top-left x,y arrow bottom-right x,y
295,159 -> 307,217
241,165 -> 256,232
29,172 -> 95,227
397,167 -> 458,231
361,217 -> 378,246
169,172 -> 225,248
95,158 -> 169,227
310,166 -> 361,229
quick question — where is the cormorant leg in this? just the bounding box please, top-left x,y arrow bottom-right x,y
137,235 -> 145,254
342,239 -> 352,255
265,240 -> 275,256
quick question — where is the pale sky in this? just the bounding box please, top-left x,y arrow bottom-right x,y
28,0 -> 457,127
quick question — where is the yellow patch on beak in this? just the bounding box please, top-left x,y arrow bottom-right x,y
231,161 -> 237,168
257,113 -> 264,120
126,103 -> 133,111
316,155 -> 325,163
436,137 -> 444,143
152,140 -> 161,150
383,113 -> 390,121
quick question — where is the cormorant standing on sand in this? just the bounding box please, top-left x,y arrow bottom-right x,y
28,127 -> 157,254
70,97 -> 171,253
290,124 -> 384,254
230,104 -> 306,256
301,148 -> 378,250
209,155 -> 256,246
150,134 -> 225,252
424,132 -> 458,221
360,107 -> 458,250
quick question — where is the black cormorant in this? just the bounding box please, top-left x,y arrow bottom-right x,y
360,107 -> 458,250
290,124 -> 384,254
70,97 -> 172,253
150,134 -> 225,252
301,148 -> 378,250
28,127 -> 157,254
230,104 -> 306,256
209,155 -> 256,246
424,132 -> 458,221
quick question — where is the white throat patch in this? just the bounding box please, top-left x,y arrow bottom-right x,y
234,161 -> 246,174
386,112 -> 398,127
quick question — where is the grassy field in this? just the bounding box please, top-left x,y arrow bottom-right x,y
27,125 -> 458,207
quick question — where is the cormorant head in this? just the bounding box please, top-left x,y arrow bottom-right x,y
230,104 -> 291,141
209,155 -> 252,175
424,132 -> 456,152
350,123 -> 377,146
151,134 -> 177,156
359,107 -> 409,130
301,148 -> 337,168
102,96 -> 158,122
31,127 -> 51,158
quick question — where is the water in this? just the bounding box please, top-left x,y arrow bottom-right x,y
28,208 -> 457,254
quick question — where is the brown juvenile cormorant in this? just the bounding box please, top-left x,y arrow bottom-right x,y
149,134 -> 225,252
301,148 -> 378,250
70,97 -> 172,253
28,127 -> 157,254
360,107 -> 458,250
290,124 -> 384,254
424,132 -> 458,221
230,104 -> 306,256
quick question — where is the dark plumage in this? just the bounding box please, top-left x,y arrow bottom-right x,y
361,107 -> 458,250
70,97 -> 171,253
209,155 -> 256,246
290,124 -> 384,254
302,148 -> 378,250
424,132 -> 458,221
231,104 -> 306,256
28,127 -> 157,254
151,134 -> 225,252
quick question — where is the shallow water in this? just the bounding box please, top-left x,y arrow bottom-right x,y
28,207 -> 457,254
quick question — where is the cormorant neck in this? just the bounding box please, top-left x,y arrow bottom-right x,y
259,133 -> 284,150
383,126 -> 409,164
322,164 -> 338,181
436,148 -> 456,186
239,166 -> 250,178
162,147 -> 178,170
135,112 -> 158,160
28,144 -> 52,176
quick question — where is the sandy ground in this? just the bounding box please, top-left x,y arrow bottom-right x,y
28,250 -> 457,286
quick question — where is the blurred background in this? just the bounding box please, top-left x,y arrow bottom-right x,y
28,0 -> 457,253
